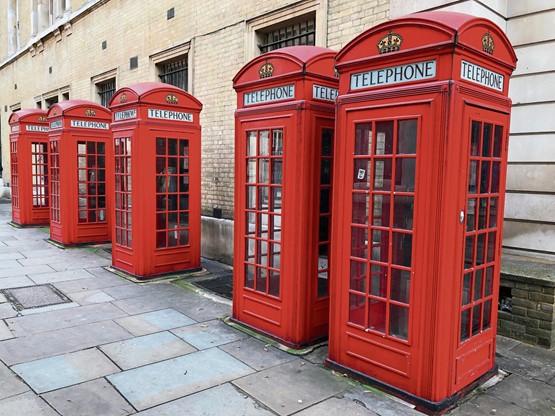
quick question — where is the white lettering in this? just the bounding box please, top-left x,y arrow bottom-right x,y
350,60 -> 437,90
243,84 -> 295,105
114,109 -> 137,121
70,120 -> 110,130
312,84 -> 339,102
11,125 -> 20,133
50,120 -> 63,129
460,60 -> 504,92
147,108 -> 193,122
25,125 -> 49,132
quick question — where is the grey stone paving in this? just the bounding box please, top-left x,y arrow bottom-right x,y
0,202 -> 554,416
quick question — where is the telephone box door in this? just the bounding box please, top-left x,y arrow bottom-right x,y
453,103 -> 510,391
331,98 -> 441,393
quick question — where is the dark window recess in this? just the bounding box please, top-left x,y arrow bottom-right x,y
499,286 -> 512,313
158,57 -> 188,91
45,96 -> 58,108
102,40 -> 107,50
130,56 -> 138,70
258,16 -> 316,54
167,7 -> 175,19
49,66 -> 53,74
98,79 -> 116,107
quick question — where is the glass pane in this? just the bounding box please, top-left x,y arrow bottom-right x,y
397,119 -> 417,154
271,188 -> 282,211
476,233 -> 486,266
353,159 -> 371,190
465,235 -> 475,269
320,188 -> 331,214
168,139 -> 178,156
269,270 -> 280,297
349,294 -> 366,326
462,273 -> 472,305
246,238 -> 255,261
493,125 -> 502,158
256,268 -> 267,293
392,233 -> 412,267
375,121 -> 394,155
482,123 -> 492,157
320,159 -> 332,185
246,186 -> 256,209
246,212 -> 256,235
478,198 -> 487,230
246,160 -> 256,183
373,159 -> 392,191
489,197 -> 498,228
156,231 -> 166,248
480,161 -> 491,194
393,196 -> 413,230
370,264 -> 387,297
247,132 -> 256,156
179,229 -> 189,246
78,169 -> 87,181
258,187 -> 269,210
469,160 -> 478,194
259,130 -> 270,156
259,159 -> 269,183
322,128 -> 333,156
491,162 -> 500,193
472,304 -> 482,336
179,139 -> 189,156
390,305 -> 409,340
78,143 -> 86,154
354,123 -> 372,155
368,299 -> 386,333
485,267 -> 493,296
245,265 -> 255,289
350,260 -> 367,293
180,212 -> 189,227
487,231 -> 496,263
372,194 -> 389,227
156,213 -> 166,230
466,198 -> 476,232
470,121 -> 480,156
483,299 -> 492,329
351,227 -> 368,259
319,216 -> 329,242
474,268 -> 483,301
371,229 -> 388,263
270,243 -> 280,269
271,160 -> 282,184
272,129 -> 283,156
460,309 -> 471,342
391,269 -> 410,304
395,158 -> 416,192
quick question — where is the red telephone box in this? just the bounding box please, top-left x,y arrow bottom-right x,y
47,100 -> 113,246
232,46 -> 338,348
8,109 -> 50,226
108,82 -> 202,279
327,12 -> 516,413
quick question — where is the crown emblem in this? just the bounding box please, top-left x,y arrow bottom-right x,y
259,62 -> 274,78
166,94 -> 179,104
38,116 -> 48,122
85,109 -> 96,117
482,32 -> 494,55
377,30 -> 403,54
120,94 -> 127,103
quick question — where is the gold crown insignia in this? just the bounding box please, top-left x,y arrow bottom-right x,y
120,94 -> 127,103
85,109 -> 96,117
166,94 -> 179,104
482,33 -> 494,55
259,63 -> 274,78
38,116 -> 48,122
377,30 -> 403,54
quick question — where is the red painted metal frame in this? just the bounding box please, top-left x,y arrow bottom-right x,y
327,12 -> 517,413
8,109 -> 50,226
232,46 -> 339,348
108,82 -> 202,279
46,100 -> 113,245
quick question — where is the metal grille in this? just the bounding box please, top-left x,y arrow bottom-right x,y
258,17 -> 315,54
159,58 -> 188,91
98,79 -> 116,107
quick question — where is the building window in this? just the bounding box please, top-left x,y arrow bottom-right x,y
258,14 -> 316,54
45,96 -> 58,108
157,57 -> 188,91
97,79 -> 116,107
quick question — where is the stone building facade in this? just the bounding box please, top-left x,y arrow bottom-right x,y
0,0 -> 553,266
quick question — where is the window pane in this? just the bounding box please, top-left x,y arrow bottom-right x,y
349,294 -> 366,326
395,158 -> 415,192
391,268 -> 410,304
372,194 -> 389,227
392,233 -> 411,267
351,227 -> 368,259
393,195 -> 413,230
350,260 -> 367,293
390,305 -> 409,340
371,229 -> 388,263
474,269 -> 483,301
462,273 -> 472,305
397,119 -> 417,154
370,264 -> 387,298
373,159 -> 392,191
354,123 -> 372,155
460,309 -> 471,342
375,121 -> 394,155
353,159 -> 371,190
368,299 -> 386,333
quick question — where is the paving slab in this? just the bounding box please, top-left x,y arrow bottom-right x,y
68,289 -> 115,305
12,348 -> 120,393
19,248 -> 64,259
100,331 -> 196,370
219,337 -> 298,371
343,389 -> 423,416
0,320 -> 14,340
233,360 -> 349,416
0,303 -> 17,319
136,383 -> 274,416
294,396 -> 379,415
53,273 -> 127,293
112,290 -> 200,315
0,320 -> 133,365
28,268 -> 96,284
0,259 -> 23,269
6,302 -> 128,336
495,335 -> 521,356
303,345 -> 329,365
496,342 -> 555,382
171,319 -> 248,349
486,374 -> 555,415
103,283 -> 171,300
115,308 -> 196,336
0,264 -> 55,279
0,275 -> 36,290
0,392 -> 59,416
0,293 -> 6,303
0,252 -> 25,260
172,297 -> 232,322
0,362 -> 29,400
448,392 -> 538,416
42,378 -> 136,416
108,347 -> 255,411
49,259 -> 111,272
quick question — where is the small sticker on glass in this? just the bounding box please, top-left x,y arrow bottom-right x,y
357,169 -> 366,180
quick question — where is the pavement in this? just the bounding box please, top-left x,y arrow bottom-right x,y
0,200 -> 554,416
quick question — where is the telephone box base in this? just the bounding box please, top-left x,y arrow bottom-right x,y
107,265 -> 203,282
9,221 -> 49,229
324,358 -> 498,415
46,238 -> 110,249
